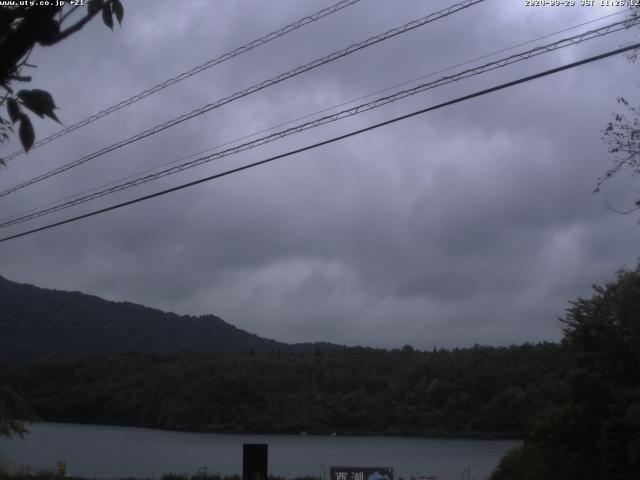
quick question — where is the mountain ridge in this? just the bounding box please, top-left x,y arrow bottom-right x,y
0,275 -> 340,362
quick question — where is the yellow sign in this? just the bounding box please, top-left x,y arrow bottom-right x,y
57,461 -> 66,476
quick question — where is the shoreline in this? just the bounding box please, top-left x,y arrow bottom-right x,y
14,420 -> 523,441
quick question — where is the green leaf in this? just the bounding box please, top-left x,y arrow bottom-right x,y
102,2 -> 113,29
112,0 -> 124,25
7,98 -> 20,123
18,113 -> 35,152
17,89 -> 60,123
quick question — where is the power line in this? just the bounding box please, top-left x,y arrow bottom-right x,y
1,0 -> 365,163
1,41 -> 637,244
8,7 -> 629,226
0,0 -> 487,199
4,8 -> 627,226
2,15 -> 634,227
2,15 -> 636,229
4,7 -> 626,227
1,10 -> 624,227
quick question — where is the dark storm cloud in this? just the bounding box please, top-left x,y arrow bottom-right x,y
1,0 -> 639,348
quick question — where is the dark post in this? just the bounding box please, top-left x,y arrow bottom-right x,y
243,443 -> 268,480
56,461 -> 66,478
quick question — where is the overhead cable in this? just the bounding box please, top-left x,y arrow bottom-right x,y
0,0 -> 487,198
2,7 -> 624,226
2,9 -> 627,226
1,0 -> 365,163
1,41 -> 638,244
1,15 -> 636,229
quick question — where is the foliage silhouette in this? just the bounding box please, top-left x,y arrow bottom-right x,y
491,264 -> 640,479
0,0 -> 123,158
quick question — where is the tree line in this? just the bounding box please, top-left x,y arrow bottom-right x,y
3,342 -> 563,438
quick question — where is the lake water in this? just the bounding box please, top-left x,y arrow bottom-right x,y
0,423 -> 519,480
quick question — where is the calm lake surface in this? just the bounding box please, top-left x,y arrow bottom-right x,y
0,423 -> 519,480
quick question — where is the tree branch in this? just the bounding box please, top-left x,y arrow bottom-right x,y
53,6 -> 104,43
7,74 -> 31,82
0,6 -> 59,84
60,4 -> 81,24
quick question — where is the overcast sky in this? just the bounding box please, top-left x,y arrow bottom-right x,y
1,0 -> 639,349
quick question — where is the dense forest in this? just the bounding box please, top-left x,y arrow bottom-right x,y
491,265 -> 640,480
3,343 -> 563,438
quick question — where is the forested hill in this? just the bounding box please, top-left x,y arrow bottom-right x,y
0,275 -> 336,362
4,344 -> 564,438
